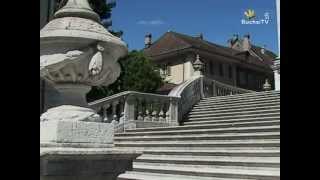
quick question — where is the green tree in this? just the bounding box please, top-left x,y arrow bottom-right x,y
87,51 -> 164,102
56,0 -> 110,17
56,0 -> 122,38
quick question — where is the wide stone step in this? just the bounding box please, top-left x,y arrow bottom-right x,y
115,139 -> 280,148
187,113 -> 280,122
115,146 -> 280,151
203,91 -> 279,101
192,100 -> 280,111
130,163 -> 280,180
115,132 -> 279,142
202,92 -> 279,102
189,105 -> 280,115
197,97 -> 280,107
136,154 -> 279,168
184,116 -> 280,126
199,94 -> 280,104
116,125 -> 280,137
194,100 -> 280,111
119,149 -> 280,157
118,171 -> 248,180
188,109 -> 280,119
125,120 -> 280,133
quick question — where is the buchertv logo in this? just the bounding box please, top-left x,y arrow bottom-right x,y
241,9 -> 270,25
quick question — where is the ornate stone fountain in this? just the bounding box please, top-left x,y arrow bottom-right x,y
40,1 -> 140,179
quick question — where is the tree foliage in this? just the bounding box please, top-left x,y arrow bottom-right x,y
56,0 -> 111,17
86,51 -> 164,102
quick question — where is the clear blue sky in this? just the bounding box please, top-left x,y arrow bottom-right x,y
112,0 -> 279,55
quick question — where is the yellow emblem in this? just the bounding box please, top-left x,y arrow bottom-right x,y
244,9 -> 256,20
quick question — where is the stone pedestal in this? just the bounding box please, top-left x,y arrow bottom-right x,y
40,106 -> 141,180
40,147 -> 140,180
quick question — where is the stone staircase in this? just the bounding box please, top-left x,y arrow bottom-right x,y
116,91 -> 280,180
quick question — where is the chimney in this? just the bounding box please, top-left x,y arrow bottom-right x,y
198,33 -> 204,40
261,45 -> 266,54
145,33 -> 152,48
228,34 -> 239,48
242,34 -> 251,51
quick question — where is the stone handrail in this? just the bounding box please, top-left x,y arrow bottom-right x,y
203,77 -> 255,97
89,91 -> 180,132
169,76 -> 204,123
169,75 -> 254,123
89,77 -> 254,130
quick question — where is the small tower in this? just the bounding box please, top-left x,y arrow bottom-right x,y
145,33 -> 152,48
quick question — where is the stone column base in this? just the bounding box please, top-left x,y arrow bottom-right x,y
40,147 -> 141,180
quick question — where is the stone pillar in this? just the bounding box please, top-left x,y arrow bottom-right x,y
192,54 -> 205,98
168,97 -> 179,126
123,95 -> 136,130
273,59 -> 280,91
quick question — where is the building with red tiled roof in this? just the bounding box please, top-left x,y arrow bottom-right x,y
143,31 -> 276,92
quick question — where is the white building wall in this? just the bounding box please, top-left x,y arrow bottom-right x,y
165,61 -> 195,84
274,71 -> 280,91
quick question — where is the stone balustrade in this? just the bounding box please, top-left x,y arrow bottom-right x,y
89,91 -> 180,132
169,76 -> 254,123
89,77 -> 254,131
203,77 -> 255,97
169,76 -> 204,123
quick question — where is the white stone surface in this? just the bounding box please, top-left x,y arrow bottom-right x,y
274,71 -> 280,91
40,1 -> 140,180
40,105 -> 101,122
40,2 -> 128,106
40,119 -> 114,144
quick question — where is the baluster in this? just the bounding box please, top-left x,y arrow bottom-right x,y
111,100 -> 119,123
158,100 -> 164,122
213,82 -> 217,96
166,107 -> 170,123
159,109 -> 165,122
152,100 -> 159,121
159,101 -> 166,122
118,100 -> 125,124
144,100 -> 151,122
102,104 -> 110,123
144,109 -> 150,121
137,98 -> 144,121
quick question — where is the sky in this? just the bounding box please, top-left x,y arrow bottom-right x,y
111,0 -> 279,55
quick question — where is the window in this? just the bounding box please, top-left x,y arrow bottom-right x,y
166,65 -> 171,76
209,62 -> 214,75
160,64 -> 171,77
219,63 -> 224,77
228,65 -> 233,79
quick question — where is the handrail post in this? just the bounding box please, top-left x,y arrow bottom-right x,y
169,97 -> 179,126
213,81 -> 217,96
124,94 -> 136,131
200,75 -> 205,99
